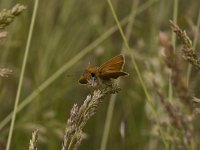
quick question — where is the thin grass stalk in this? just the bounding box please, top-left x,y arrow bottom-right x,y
167,1 -> 179,149
187,9 -> 200,85
169,0 -> 179,102
172,0 -> 179,49
0,1 -> 156,131
5,1 -> 39,150
107,0 -> 168,148
100,94 -> 116,150
100,0 -> 139,149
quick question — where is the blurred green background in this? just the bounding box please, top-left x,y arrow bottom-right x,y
0,0 -> 200,149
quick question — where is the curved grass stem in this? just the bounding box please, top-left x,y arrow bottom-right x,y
107,0 -> 169,148
100,0 -> 139,149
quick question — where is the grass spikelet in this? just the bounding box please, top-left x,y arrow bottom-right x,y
29,129 -> 38,150
159,32 -> 193,111
0,4 -> 26,29
0,31 -> 7,40
62,84 -> 121,150
170,20 -> 200,70
193,97 -> 200,115
0,68 -> 12,77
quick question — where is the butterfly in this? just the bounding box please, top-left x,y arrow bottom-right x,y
79,54 -> 129,86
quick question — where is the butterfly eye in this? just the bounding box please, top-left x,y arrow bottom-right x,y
91,72 -> 95,77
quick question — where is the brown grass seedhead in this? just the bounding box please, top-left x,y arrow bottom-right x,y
29,129 -> 38,150
170,20 -> 200,70
193,97 -> 200,115
159,32 -> 193,110
0,4 -> 26,29
153,81 -> 194,149
0,68 -> 12,77
0,31 -> 7,40
170,20 -> 192,48
62,84 -> 121,150
157,26 -> 199,148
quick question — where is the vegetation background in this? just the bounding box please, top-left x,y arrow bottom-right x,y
0,0 -> 200,149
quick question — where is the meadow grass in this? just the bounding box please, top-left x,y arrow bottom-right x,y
0,0 -> 200,150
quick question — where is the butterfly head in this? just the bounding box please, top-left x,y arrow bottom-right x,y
79,63 -> 98,86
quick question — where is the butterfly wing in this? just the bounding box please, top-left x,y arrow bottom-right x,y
98,54 -> 124,72
99,71 -> 129,80
98,54 -> 129,79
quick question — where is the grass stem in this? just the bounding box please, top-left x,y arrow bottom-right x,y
107,0 -> 168,148
100,0 -> 139,149
6,1 -> 39,150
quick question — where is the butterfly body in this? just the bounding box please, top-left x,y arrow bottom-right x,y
79,54 -> 129,85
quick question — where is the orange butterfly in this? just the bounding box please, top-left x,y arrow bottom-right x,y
79,54 -> 129,85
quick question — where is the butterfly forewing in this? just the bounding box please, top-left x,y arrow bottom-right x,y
98,54 -> 125,73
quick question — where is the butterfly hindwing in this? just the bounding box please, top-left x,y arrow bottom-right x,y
99,71 -> 128,80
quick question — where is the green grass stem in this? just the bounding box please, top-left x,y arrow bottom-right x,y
168,0 -> 179,103
100,0 -> 139,149
107,0 -> 169,148
6,0 -> 39,150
